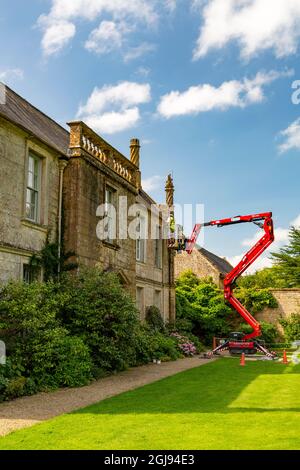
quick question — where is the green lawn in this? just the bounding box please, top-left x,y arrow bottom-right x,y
1,358 -> 300,450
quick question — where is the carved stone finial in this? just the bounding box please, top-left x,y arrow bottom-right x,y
165,174 -> 174,207
130,138 -> 140,168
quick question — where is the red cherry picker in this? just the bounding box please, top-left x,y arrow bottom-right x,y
183,211 -> 277,358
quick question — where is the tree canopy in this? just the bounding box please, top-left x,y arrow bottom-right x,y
238,226 -> 300,289
270,227 -> 300,288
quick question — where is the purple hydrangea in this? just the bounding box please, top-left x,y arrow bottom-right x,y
170,332 -> 197,356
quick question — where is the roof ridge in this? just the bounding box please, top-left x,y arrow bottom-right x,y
198,246 -> 233,273
2,84 -> 69,136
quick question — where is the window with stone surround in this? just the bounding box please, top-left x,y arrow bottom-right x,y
23,264 -> 41,283
26,153 -> 41,223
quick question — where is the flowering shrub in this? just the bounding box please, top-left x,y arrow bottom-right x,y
170,332 -> 197,356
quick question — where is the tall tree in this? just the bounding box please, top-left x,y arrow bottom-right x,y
271,227 -> 300,287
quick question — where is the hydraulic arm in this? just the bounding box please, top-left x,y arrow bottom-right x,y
185,212 -> 276,357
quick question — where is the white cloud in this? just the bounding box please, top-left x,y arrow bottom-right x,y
44,0 -> 157,23
124,43 -> 156,62
85,21 -> 124,54
157,69 -> 292,118
0,68 -> 24,83
39,18 -> 76,56
78,81 -> 151,116
278,118 -> 300,153
38,0 -> 158,56
194,0 -> 300,60
142,175 -> 164,192
77,81 -> 151,134
241,227 -> 289,249
84,22 -> 155,61
228,213 -> 300,274
83,108 -> 140,134
227,253 -> 273,273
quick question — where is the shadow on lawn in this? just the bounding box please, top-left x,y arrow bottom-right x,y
74,359 -> 300,416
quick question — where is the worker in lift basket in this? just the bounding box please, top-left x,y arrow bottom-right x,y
167,213 -> 176,248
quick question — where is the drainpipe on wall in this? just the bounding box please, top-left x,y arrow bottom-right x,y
58,158 -> 68,278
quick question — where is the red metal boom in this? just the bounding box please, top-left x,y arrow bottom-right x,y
186,212 -> 274,341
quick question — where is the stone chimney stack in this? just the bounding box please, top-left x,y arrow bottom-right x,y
130,138 -> 140,168
165,174 -> 174,208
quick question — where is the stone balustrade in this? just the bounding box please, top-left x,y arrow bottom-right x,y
68,121 -> 138,187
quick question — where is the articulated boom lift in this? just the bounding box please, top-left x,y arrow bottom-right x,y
185,212 -> 276,358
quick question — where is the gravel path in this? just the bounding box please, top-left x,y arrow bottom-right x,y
0,356 -> 214,437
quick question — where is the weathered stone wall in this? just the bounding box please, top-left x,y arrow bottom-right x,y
174,250 -> 221,287
129,193 -> 174,322
63,154 -> 137,297
256,289 -> 300,333
0,250 -> 24,281
0,118 -> 60,282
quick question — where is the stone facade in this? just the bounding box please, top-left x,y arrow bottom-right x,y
174,248 -> 233,289
64,122 -> 175,321
256,289 -> 300,334
0,87 -> 175,322
0,117 -> 61,282
135,191 -> 175,323
63,122 -> 138,297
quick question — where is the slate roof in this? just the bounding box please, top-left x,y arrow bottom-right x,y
0,84 -> 69,155
198,247 -> 233,274
139,188 -> 157,206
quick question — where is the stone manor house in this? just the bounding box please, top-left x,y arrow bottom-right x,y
0,85 -> 176,322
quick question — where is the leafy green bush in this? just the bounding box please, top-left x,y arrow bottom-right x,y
152,333 -> 180,361
170,332 -> 197,356
0,280 -> 67,355
0,280 -> 93,397
173,318 -> 194,333
0,358 -> 24,401
167,322 -> 205,352
237,268 -> 286,289
145,305 -> 165,332
280,314 -> 300,341
238,321 -> 279,343
1,266 -> 199,402
132,325 -> 156,365
0,358 -> 37,401
26,331 -> 92,389
176,271 -> 232,344
236,287 -> 278,314
132,325 -> 180,364
59,268 -> 141,372
181,332 -> 205,352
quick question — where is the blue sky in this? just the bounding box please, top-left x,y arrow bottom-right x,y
1,0 -> 300,270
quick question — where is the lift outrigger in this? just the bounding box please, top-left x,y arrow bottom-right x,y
180,212 -> 277,359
